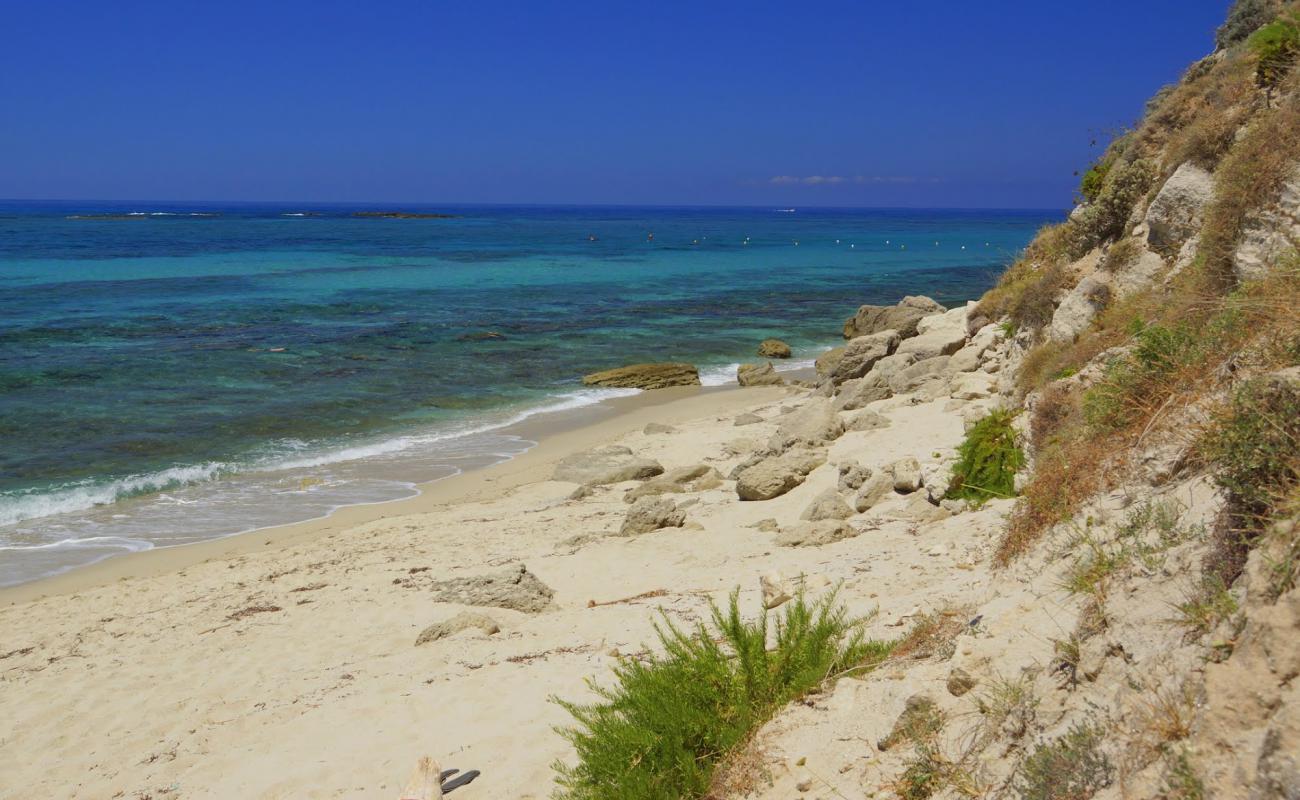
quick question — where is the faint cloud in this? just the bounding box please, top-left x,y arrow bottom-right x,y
768,174 -> 932,186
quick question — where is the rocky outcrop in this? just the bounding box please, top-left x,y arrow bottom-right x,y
834,372 -> 893,411
415,611 -> 500,645
737,362 -> 785,387
830,330 -> 900,384
757,338 -> 792,358
767,399 -> 844,451
623,464 -> 722,502
1233,165 -> 1300,283
429,564 -> 554,613
887,356 -> 952,395
553,445 -> 664,486
619,497 -> 687,536
799,488 -> 855,521
843,296 -> 945,339
1145,162 -> 1214,251
775,520 -> 856,547
1047,275 -> 1110,342
581,362 -> 701,389
895,306 -> 967,360
854,470 -> 895,512
735,449 -> 826,501
815,347 -> 846,378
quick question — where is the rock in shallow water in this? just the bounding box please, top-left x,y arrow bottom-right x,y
581,362 -> 701,389
757,338 -> 792,358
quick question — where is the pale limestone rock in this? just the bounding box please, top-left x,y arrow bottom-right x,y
854,471 -> 895,512
735,448 -> 826,501
890,457 -> 922,493
623,464 -> 723,503
842,295 -> 944,339
1145,162 -> 1214,250
951,371 -> 996,400
1234,166 -> 1300,282
415,611 -> 500,646
737,362 -> 785,387
775,520 -> 856,547
830,329 -> 900,384
768,398 -> 844,451
1047,275 -> 1110,343
430,564 -> 554,613
733,412 -> 763,427
799,488 -> 854,522
553,445 -> 664,486
619,497 -> 687,536
761,571 -> 795,609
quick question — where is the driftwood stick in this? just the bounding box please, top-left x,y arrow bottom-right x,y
399,756 -> 442,800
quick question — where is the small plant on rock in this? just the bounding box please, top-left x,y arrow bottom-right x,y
1014,722 -> 1113,800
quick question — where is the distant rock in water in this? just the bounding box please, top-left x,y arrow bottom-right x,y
757,338 -> 792,358
581,362 -> 700,390
456,331 -> 507,342
351,211 -> 460,219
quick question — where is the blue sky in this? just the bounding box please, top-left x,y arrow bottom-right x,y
2,1 -> 1230,208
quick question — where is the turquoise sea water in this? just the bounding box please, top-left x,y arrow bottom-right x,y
0,202 -> 1056,585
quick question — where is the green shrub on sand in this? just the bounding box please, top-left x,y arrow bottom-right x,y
949,409 -> 1025,506
551,591 -> 890,800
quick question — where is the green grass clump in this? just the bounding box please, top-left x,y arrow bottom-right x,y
551,591 -> 890,800
1218,0 -> 1282,48
949,409 -> 1025,506
1014,723 -> 1113,800
1082,322 -> 1198,430
1248,10 -> 1300,88
1205,373 -> 1300,520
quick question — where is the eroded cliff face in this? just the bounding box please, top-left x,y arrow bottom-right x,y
723,4 -> 1300,797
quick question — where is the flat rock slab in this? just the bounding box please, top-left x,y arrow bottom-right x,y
553,444 -> 664,486
430,564 -> 555,613
582,362 -> 700,389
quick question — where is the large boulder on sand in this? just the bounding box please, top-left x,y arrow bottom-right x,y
735,449 -> 826,501
815,347 -> 847,378
800,488 -> 855,521
831,330 -> 900,384
757,338 -> 792,358
624,464 -> 723,502
430,564 -> 554,613
619,497 -> 687,536
737,362 -> 786,387
843,296 -> 945,340
834,371 -> 893,411
854,471 -> 895,512
1145,162 -> 1214,251
553,445 -> 664,486
582,362 -> 700,389
768,398 -> 844,451
775,520 -> 856,547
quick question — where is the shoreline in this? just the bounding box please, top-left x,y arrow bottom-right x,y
0,383 -> 790,605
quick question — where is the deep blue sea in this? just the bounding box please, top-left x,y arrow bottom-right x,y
0,201 -> 1055,584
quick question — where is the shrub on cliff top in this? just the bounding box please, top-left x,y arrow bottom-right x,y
1218,0 -> 1283,48
1248,10 -> 1300,88
949,409 -> 1025,506
551,591 -> 890,800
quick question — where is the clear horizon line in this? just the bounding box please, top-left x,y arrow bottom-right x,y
0,197 -> 1068,214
